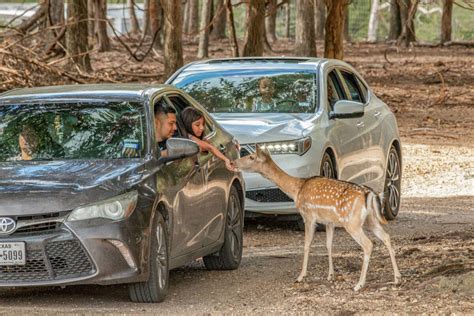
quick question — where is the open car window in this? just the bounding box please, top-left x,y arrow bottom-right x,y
0,101 -> 146,161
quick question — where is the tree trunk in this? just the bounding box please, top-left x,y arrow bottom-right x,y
66,0 -> 92,72
143,0 -> 151,36
46,0 -> 65,51
324,0 -> 347,60
162,0 -> 183,78
198,0 -> 212,58
397,0 -> 418,46
388,0 -> 401,40
315,0 -> 326,40
87,0 -> 95,41
94,0 -> 111,52
295,0 -> 316,56
285,1 -> 291,39
367,0 -> 379,42
265,0 -> 277,43
127,0 -> 141,34
441,0 -> 453,44
344,4 -> 350,42
150,0 -> 163,50
188,0 -> 200,35
225,0 -> 239,57
211,0 -> 227,39
242,1 -> 265,56
183,0 -> 190,34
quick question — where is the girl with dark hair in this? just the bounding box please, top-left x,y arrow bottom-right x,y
181,107 -> 235,171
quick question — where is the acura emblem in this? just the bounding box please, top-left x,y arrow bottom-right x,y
0,217 -> 16,234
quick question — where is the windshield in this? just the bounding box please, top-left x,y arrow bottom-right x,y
0,101 -> 146,161
173,70 -> 318,113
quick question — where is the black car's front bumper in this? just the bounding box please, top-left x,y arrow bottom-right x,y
0,214 -> 149,287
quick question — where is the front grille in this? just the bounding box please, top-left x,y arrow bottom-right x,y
14,222 -> 61,235
10,211 -> 68,236
0,239 -> 95,283
246,188 -> 293,203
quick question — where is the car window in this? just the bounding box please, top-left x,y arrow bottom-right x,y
327,70 -> 344,109
0,101 -> 146,161
167,94 -> 214,139
173,70 -> 317,114
340,70 -> 364,103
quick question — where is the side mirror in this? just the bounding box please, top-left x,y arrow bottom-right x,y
158,138 -> 199,165
329,100 -> 364,119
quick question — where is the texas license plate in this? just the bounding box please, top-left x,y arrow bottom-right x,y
0,242 -> 26,265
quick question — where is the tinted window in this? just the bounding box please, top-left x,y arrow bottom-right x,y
173,70 -> 317,114
341,71 -> 364,103
0,101 -> 146,161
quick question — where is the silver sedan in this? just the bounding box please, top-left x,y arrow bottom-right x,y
168,58 -> 402,222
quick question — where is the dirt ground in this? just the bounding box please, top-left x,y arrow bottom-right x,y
0,43 -> 472,314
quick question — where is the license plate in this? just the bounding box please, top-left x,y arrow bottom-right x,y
0,242 -> 26,265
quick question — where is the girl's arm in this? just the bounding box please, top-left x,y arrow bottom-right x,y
189,135 -> 235,171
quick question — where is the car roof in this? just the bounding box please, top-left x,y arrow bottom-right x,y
0,84 -> 174,103
171,57 -> 323,76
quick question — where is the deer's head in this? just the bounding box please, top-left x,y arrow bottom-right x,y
234,145 -> 273,174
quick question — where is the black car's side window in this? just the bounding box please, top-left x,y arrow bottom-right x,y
340,71 -> 364,104
327,70 -> 345,110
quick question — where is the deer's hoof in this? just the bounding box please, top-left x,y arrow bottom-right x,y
354,283 -> 364,292
295,275 -> 305,283
327,274 -> 334,281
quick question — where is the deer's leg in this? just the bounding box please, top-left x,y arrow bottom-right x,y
326,223 -> 335,281
296,216 -> 316,283
371,221 -> 401,285
347,227 -> 373,291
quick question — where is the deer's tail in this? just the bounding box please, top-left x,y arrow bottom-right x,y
366,191 -> 387,225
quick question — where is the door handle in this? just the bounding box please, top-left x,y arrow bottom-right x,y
374,111 -> 381,118
356,121 -> 365,128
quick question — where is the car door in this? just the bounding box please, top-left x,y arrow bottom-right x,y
152,95 -> 207,259
325,68 -> 367,185
338,69 -> 385,187
167,93 -> 227,250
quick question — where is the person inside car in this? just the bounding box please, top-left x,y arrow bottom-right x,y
181,106 -> 235,171
18,125 -> 39,161
121,100 -> 177,158
252,77 -> 278,112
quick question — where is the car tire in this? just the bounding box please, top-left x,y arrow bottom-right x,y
203,186 -> 243,270
128,212 -> 169,303
383,146 -> 401,220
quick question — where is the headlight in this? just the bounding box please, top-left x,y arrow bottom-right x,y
67,191 -> 138,222
259,137 -> 312,155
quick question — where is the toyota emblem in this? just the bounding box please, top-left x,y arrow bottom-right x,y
0,217 -> 16,234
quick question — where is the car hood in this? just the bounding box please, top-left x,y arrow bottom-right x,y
0,160 -> 148,215
211,113 -> 316,144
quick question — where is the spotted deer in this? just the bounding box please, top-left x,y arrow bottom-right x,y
234,146 -> 401,291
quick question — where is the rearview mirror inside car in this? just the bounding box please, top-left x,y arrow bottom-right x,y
329,100 -> 364,119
